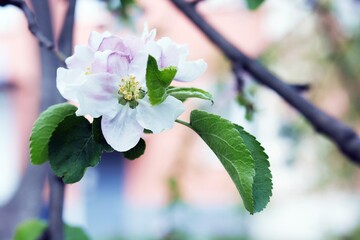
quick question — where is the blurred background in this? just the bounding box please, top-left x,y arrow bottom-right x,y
1,0 -> 360,239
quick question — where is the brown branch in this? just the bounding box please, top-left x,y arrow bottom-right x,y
170,0 -> 360,165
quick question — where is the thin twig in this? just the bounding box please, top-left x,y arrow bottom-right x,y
170,0 -> 360,165
1,0 -> 66,63
58,0 -> 76,61
190,0 -> 206,7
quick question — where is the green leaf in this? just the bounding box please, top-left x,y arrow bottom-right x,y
30,103 -> 77,165
49,114 -> 102,184
245,0 -> 265,10
236,93 -> 255,121
123,138 -> 146,160
235,125 -> 272,213
65,225 -> 90,240
14,219 -> 47,240
143,129 -> 153,134
167,86 -> 213,103
92,117 -> 114,152
146,55 -> 177,105
190,110 -> 255,213
14,219 -> 90,240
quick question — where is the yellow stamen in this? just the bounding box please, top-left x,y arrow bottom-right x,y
85,66 -> 92,75
118,75 -> 143,102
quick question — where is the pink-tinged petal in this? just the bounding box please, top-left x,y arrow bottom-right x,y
99,36 -> 129,54
88,31 -> 111,50
101,107 -> 144,152
107,52 -> 130,77
76,73 -> 119,118
65,45 -> 94,70
99,36 -> 120,51
91,50 -> 111,73
157,37 -> 187,68
56,67 -> 85,102
174,59 -> 207,82
123,35 -> 145,57
136,96 -> 185,133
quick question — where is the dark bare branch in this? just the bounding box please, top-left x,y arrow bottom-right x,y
0,1 -> 74,238
170,0 -> 360,165
190,0 -> 206,7
48,175 -> 65,240
58,0 -> 77,59
1,0 -> 66,62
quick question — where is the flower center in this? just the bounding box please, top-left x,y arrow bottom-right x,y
84,66 -> 92,75
118,75 -> 145,108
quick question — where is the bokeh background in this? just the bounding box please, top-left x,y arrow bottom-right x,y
1,0 -> 360,239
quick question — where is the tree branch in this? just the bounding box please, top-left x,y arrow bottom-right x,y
48,175 -> 65,240
1,0 -> 66,62
58,0 -> 76,61
0,1 -> 75,238
36,173 -> 65,240
0,81 -> 16,91
190,0 -> 206,7
32,1 -> 76,239
170,0 -> 360,165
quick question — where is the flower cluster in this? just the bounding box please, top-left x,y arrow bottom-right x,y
56,27 -> 207,152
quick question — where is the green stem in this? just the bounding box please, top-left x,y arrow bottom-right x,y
175,119 -> 193,129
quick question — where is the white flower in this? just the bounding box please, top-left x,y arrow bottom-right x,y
56,30 -> 186,152
144,29 -> 207,82
56,31 -> 111,103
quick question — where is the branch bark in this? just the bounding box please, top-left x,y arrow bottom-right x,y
0,0 -> 75,239
48,175 -> 65,240
1,0 -> 65,62
170,0 -> 360,164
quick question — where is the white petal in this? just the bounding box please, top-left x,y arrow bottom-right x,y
91,50 -> 111,73
157,38 -> 184,68
88,31 -> 111,50
129,52 -> 148,84
107,52 -> 130,77
65,45 -> 94,70
174,59 -> 207,82
101,107 -> 144,152
56,67 -> 85,102
76,73 -> 119,118
136,96 -> 185,133
142,23 -> 157,43
144,41 -> 161,61
157,37 -> 172,49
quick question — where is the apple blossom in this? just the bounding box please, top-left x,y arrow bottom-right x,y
55,28 -> 208,152
31,25 -> 272,215
143,31 -> 207,82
